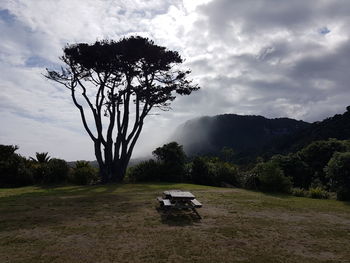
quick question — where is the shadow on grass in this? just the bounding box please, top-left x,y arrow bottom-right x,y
156,207 -> 201,226
0,184 -> 143,233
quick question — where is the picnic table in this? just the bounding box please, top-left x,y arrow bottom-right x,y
157,190 -> 202,219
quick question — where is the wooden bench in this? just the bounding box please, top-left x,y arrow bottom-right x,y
157,197 -> 173,208
190,199 -> 202,208
162,199 -> 172,207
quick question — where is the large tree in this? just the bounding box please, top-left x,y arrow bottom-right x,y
46,36 -> 199,183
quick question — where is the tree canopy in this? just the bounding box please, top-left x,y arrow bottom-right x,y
46,36 -> 199,183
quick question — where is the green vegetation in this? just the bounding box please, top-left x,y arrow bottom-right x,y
325,152 -> 350,200
251,161 -> 292,193
0,145 -> 97,187
0,183 -> 349,263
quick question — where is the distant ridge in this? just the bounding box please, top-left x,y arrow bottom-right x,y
172,113 -> 310,162
171,107 -> 350,163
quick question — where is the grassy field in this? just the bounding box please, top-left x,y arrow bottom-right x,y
0,183 -> 350,263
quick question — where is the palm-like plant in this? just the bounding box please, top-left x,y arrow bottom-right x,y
30,152 -> 51,163
75,160 -> 91,169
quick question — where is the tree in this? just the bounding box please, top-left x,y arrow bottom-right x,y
298,139 -> 349,187
0,145 -> 33,187
30,152 -> 51,163
153,142 -> 187,182
325,152 -> 350,200
253,161 -> 292,193
46,36 -> 199,183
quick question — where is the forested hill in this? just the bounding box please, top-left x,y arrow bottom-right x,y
273,106 -> 350,153
172,107 -> 350,162
172,114 -> 310,161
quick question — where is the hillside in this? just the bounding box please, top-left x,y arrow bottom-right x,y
172,107 -> 350,162
1,183 -> 350,262
272,106 -> 350,153
172,114 -> 310,162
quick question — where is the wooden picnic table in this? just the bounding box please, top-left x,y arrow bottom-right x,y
157,190 -> 202,219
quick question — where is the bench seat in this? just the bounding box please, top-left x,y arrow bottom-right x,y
190,199 -> 202,208
162,199 -> 172,207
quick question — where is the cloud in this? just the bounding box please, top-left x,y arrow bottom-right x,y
1,0 -> 350,160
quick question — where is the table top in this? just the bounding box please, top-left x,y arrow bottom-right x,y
164,190 -> 195,200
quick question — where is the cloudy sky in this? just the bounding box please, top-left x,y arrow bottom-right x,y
1,0 -> 350,161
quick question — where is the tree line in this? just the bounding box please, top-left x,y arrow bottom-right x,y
127,139 -> 350,201
0,145 -> 98,187
1,138 -> 349,201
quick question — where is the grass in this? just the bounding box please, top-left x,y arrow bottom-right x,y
1,183 -> 350,263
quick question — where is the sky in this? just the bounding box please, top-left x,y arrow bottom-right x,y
1,0 -> 350,161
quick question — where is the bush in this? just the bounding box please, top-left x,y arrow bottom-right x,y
325,152 -> 350,200
308,187 -> 330,199
127,160 -> 161,182
0,145 -> 33,187
214,161 -> 241,187
153,142 -> 187,182
335,187 -> 350,201
271,154 -> 312,189
253,161 -> 292,193
191,157 -> 213,186
46,158 -> 69,184
244,172 -> 260,190
30,163 -> 50,184
291,188 -> 307,197
70,161 -> 98,185
190,157 -> 241,187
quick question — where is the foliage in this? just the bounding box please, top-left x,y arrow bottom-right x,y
291,188 -> 307,197
308,187 -> 330,199
30,152 -> 51,163
325,152 -> 350,200
291,188 -> 308,197
190,157 -> 241,187
127,159 -> 161,182
46,158 -> 69,184
252,161 -> 292,193
298,138 -> 349,187
46,36 -> 199,183
271,153 -> 312,189
219,147 -> 235,163
244,172 -> 260,190
0,145 -> 33,187
152,142 -> 187,182
74,160 -> 91,169
30,162 -> 50,184
70,166 -> 99,185
70,161 -> 99,185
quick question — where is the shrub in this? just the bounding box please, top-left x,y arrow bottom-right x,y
0,145 -> 33,187
298,139 -> 349,187
190,157 -> 242,187
271,154 -> 312,189
291,188 -> 307,197
46,158 -> 69,184
308,187 -> 330,199
191,157 -> 214,186
244,172 -> 260,190
152,142 -> 187,182
253,161 -> 292,193
214,161 -> 241,187
70,161 -> 98,185
325,152 -> 350,200
127,160 -> 161,182
30,163 -> 50,184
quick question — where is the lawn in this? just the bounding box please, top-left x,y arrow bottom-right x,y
0,183 -> 349,263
